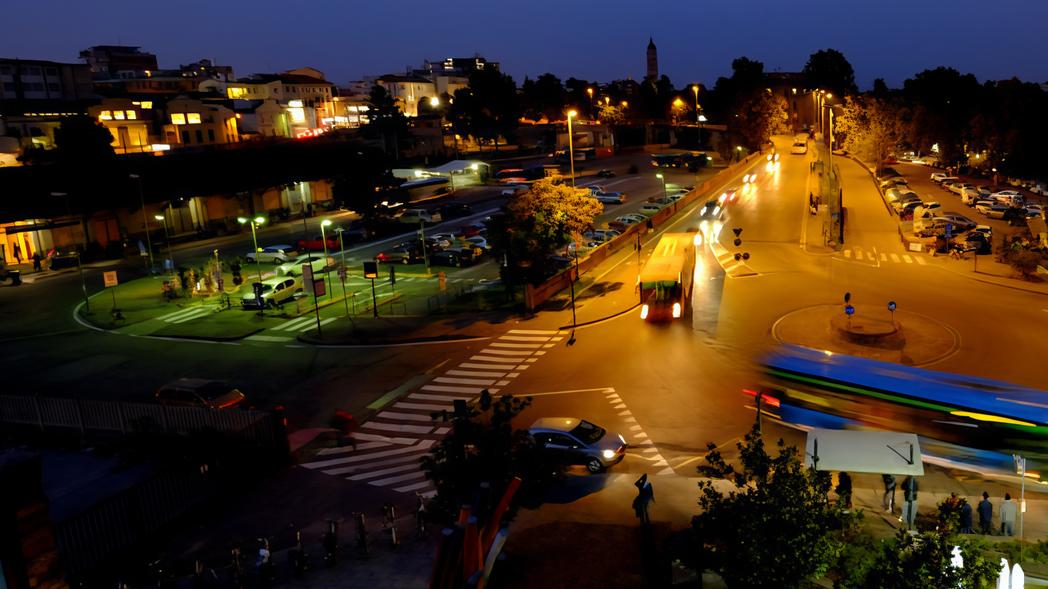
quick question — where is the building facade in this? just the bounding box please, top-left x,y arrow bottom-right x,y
79,45 -> 158,80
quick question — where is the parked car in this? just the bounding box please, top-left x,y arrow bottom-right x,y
948,182 -> 975,195
430,246 -> 477,267
891,195 -> 922,213
953,230 -> 992,254
375,242 -> 425,264
930,172 -> 956,183
501,183 -> 529,196
886,188 -> 917,203
974,200 -> 999,215
983,204 -> 1011,219
1026,205 -> 1044,218
296,234 -> 340,252
596,169 -> 616,178
880,178 -> 908,190
876,167 -> 901,180
276,253 -> 334,277
463,235 -> 490,251
156,378 -> 246,409
241,276 -> 302,309
397,208 -> 441,224
528,417 -> 627,473
991,191 -> 1024,206
584,229 -> 621,242
456,223 -> 487,238
961,187 -> 987,205
246,245 -> 297,264
638,203 -> 665,217
439,202 -> 473,220
647,196 -> 676,206
609,214 -> 647,230
936,213 -> 977,231
593,191 -> 626,204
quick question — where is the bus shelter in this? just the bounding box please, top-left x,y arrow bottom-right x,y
804,428 -> 924,476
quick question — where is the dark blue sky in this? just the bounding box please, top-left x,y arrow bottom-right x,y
4,0 -> 1047,89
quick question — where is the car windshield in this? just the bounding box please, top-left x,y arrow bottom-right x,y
570,420 -> 606,444
197,382 -> 232,400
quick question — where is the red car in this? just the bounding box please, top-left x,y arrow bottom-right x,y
296,234 -> 340,252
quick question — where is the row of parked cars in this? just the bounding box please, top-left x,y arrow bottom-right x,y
928,173 -> 1044,222
606,186 -> 694,231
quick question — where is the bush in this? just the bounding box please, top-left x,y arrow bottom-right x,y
1007,249 -> 1044,279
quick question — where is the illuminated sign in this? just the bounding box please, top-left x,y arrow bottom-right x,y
295,128 -> 326,139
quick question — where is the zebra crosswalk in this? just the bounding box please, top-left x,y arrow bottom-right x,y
298,328 -> 567,496
841,247 -> 927,266
155,305 -> 216,324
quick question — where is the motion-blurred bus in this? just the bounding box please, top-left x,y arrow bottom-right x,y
639,233 -> 696,321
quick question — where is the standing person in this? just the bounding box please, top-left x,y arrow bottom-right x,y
12,242 -> 21,264
977,492 -> 993,535
902,475 -> 919,530
633,474 -> 655,526
835,472 -> 853,509
882,474 -> 897,513
31,251 -> 42,272
1000,493 -> 1017,536
959,501 -> 974,534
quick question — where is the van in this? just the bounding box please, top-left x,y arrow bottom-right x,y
397,208 -> 441,224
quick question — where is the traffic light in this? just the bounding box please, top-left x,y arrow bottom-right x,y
363,261 -> 378,279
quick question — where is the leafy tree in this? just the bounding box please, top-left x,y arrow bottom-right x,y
849,529 -> 998,589
521,73 -> 567,122
489,178 -> 603,284
692,426 -> 851,588
835,95 -> 901,169
364,85 -> 410,158
598,103 -> 626,125
802,49 -> 858,96
900,67 -> 983,166
733,90 -> 789,149
330,145 -> 391,217
53,115 -> 116,164
421,391 -> 558,524
448,68 -> 519,151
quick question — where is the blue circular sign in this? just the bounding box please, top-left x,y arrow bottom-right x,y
845,304 -> 855,316
888,301 -> 897,312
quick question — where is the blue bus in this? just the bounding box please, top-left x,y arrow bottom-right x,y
759,345 -> 1048,464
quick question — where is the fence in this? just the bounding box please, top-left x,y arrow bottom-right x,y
0,395 -> 288,454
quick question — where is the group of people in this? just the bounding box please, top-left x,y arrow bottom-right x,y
881,474 -> 1019,535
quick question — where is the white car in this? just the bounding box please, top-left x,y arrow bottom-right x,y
593,191 -> 626,204
961,187 -> 987,205
276,253 -> 334,277
501,183 -> 529,196
610,214 -> 647,229
790,141 -> 808,155
584,229 -> 621,242
463,235 -> 491,251
930,173 -> 953,183
246,245 -> 297,264
638,203 -> 665,216
397,208 -> 441,224
949,183 -> 974,195
1025,205 -> 1044,218
991,191 -> 1024,206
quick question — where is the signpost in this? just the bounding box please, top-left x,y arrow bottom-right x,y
103,271 -> 119,316
304,264 -> 324,337
364,261 -> 379,317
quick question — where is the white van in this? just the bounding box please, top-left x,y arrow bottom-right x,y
397,208 -> 442,224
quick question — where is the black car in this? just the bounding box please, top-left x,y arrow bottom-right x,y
376,242 -> 424,264
431,247 -> 476,267
954,231 -> 991,254
439,202 -> 473,220
596,169 -> 615,178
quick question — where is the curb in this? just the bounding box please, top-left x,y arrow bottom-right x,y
558,303 -> 640,330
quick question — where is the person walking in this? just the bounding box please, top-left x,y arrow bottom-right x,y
977,492 -> 993,535
31,251 -> 42,272
901,475 -> 919,530
1000,493 -> 1017,536
633,474 -> 655,526
835,471 -> 853,509
882,474 -> 897,513
12,242 -> 21,264
959,501 -> 974,534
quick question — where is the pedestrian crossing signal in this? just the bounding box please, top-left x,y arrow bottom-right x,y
363,261 -> 378,279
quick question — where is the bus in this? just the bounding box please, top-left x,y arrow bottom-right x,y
759,345 -> 1048,463
639,233 -> 696,321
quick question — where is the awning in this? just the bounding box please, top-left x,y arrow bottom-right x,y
805,428 -> 924,476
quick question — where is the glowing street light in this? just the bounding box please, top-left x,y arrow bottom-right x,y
567,110 -> 578,187
656,172 -> 667,199
154,213 -> 174,271
429,96 -> 440,108
692,84 -> 700,124
238,216 -> 266,285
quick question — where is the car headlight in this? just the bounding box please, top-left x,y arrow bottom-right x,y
640,304 -> 649,320
693,232 -> 703,246
602,449 -> 615,459
672,302 -> 682,318
618,434 -> 627,445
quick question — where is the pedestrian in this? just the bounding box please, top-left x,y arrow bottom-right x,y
32,251 -> 42,272
633,474 -> 655,526
835,471 -> 853,509
959,501 -> 974,534
977,491 -> 993,534
12,243 -> 21,264
1000,493 -> 1017,536
902,475 -> 919,530
882,474 -> 897,513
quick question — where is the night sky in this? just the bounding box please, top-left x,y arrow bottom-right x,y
4,0 -> 1048,89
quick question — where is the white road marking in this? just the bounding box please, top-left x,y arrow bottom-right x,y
395,401 -> 452,412
550,337 -> 564,342
299,440 -> 434,469
395,481 -> 435,493
506,372 -> 520,378
433,427 -> 450,435
525,358 -> 538,363
890,253 -> 900,263
348,463 -> 421,481
352,432 -> 418,444
496,380 -> 510,386
421,384 -> 487,394
478,349 -> 534,356
375,411 -> 433,422
369,471 -> 427,486
409,392 -> 474,402
618,411 -> 632,416
461,362 -> 518,370
624,416 -> 637,423
434,376 -> 496,386
489,342 -> 544,349
168,307 -> 213,323
641,447 -> 660,454
542,343 -> 556,348
629,425 -> 643,431
532,351 -> 546,356
245,334 -> 296,342
446,369 -> 504,378
844,250 -> 852,258
275,317 -> 315,331
508,329 -> 560,335
903,255 -> 914,264
324,453 -> 426,475
657,467 -> 675,476
498,335 -> 551,342
471,355 -> 527,363
315,441 -> 391,456
514,364 -> 530,371
632,432 -> 648,439
614,403 -> 627,409
653,459 -> 669,467
880,253 -> 887,261
915,256 -> 927,265
361,421 -> 433,434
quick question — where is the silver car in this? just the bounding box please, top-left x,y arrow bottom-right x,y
529,417 -> 627,473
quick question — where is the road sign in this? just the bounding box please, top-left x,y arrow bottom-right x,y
337,265 -> 347,281
313,278 -> 326,297
363,261 -> 378,279
103,271 -> 118,287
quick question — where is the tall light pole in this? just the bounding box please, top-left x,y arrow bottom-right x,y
691,85 -> 700,124
586,87 -> 594,115
154,214 -> 173,271
52,191 -> 89,313
238,216 -> 266,284
567,110 -> 578,188
656,173 -> 667,200
320,219 -> 332,299
129,174 -> 153,273
334,227 -> 350,316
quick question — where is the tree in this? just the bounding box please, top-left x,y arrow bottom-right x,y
421,391 -> 558,524
521,73 -> 567,122
597,103 -> 626,125
53,115 -> 116,164
802,49 -> 858,96
835,95 -> 901,169
692,426 -> 851,588
448,68 -> 519,150
489,178 -> 603,284
845,529 -> 998,589
732,90 -> 789,149
364,85 -> 410,158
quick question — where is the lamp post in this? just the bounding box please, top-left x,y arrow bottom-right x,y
52,191 -> 89,313
238,216 -> 266,284
129,174 -> 154,273
567,110 -> 578,188
586,87 -> 594,115
334,227 -> 350,316
320,219 -> 332,299
656,173 -> 667,200
154,213 -> 174,271
691,85 -> 700,124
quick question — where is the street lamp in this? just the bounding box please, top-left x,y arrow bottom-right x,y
129,174 -> 154,273
334,226 -> 351,316
567,110 -> 578,188
154,213 -> 174,271
656,172 -> 667,200
52,191 -> 90,313
429,96 -> 440,108
692,85 -> 700,124
238,216 -> 266,284
320,219 -> 332,298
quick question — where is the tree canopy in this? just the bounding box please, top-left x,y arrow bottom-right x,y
803,49 -> 858,96
448,68 -> 520,150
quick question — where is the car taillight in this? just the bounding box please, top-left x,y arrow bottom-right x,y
742,388 -> 781,408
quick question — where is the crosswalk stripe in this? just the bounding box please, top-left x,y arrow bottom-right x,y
155,307 -> 193,321
315,441 -> 391,456
446,369 -> 504,378
498,335 -> 550,342
166,307 -> 213,323
844,250 -> 852,258
903,255 -> 913,264
434,426 -> 450,435
300,440 -> 434,469
369,470 -> 427,486
890,254 -> 900,263
434,376 -> 496,386
489,342 -> 544,349
475,349 -> 533,356
508,329 -> 560,335
362,421 -> 434,434
276,317 -> 315,331
395,401 -> 452,411
324,453 -> 427,476
348,463 -> 421,481
880,253 -> 887,261
409,392 -> 474,402
421,384 -> 486,394
352,432 -> 418,445
394,481 -> 435,493
246,334 -> 296,342
376,411 -> 433,422
915,256 -> 927,265
460,362 -> 518,370
471,355 -> 527,363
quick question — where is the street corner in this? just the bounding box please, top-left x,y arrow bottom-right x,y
771,303 -> 960,366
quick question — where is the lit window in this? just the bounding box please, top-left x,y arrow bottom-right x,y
187,113 -> 201,124
99,110 -> 113,120
227,87 -> 246,99
113,110 -> 125,120
140,101 -> 152,109
126,110 -> 137,120
289,107 -> 305,123
171,113 -> 186,125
